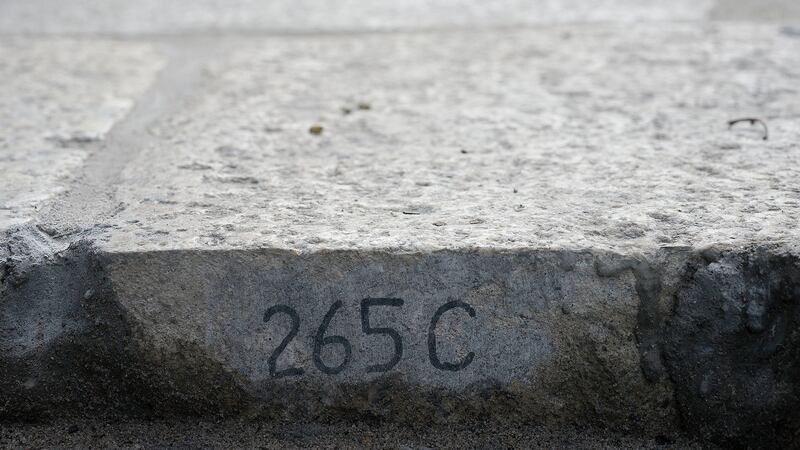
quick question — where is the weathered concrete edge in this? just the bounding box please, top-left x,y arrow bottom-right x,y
1,236 -> 798,448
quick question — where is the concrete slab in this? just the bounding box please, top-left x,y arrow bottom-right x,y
97,23 -> 800,254
1,23 -> 799,448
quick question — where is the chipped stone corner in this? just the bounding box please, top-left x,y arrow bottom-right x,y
662,244 -> 800,447
0,228 -> 251,421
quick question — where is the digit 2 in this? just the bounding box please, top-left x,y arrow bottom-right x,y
264,305 -> 305,378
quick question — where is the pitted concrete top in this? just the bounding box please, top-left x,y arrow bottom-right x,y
1,22 -> 798,255
73,23 -> 798,254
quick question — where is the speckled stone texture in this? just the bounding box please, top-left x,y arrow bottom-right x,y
86,24 -> 800,255
1,5 -> 800,449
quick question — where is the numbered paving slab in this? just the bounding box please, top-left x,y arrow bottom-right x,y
2,23 -> 800,448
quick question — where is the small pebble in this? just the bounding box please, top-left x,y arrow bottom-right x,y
309,124 -> 324,135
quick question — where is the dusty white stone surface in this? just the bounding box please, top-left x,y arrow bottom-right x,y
83,23 -> 800,254
0,38 -> 163,231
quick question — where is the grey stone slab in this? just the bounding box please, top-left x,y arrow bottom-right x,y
97,23 -> 800,254
0,38 -> 163,233
0,0 -> 716,34
2,24 -> 800,448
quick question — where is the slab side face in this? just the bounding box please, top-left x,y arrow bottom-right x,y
102,248 -> 673,428
106,250 -> 639,387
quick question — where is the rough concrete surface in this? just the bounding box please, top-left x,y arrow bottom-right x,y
0,38 -> 162,231
95,24 -> 800,254
1,3 -> 800,450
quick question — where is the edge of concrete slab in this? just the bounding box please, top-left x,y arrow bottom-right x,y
2,229 -> 798,448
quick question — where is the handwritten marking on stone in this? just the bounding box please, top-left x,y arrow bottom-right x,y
262,298 -> 476,377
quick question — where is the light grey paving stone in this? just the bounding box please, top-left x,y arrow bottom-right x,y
101,23 -> 800,254
0,38 -> 163,233
0,0 -> 716,35
1,24 -> 799,448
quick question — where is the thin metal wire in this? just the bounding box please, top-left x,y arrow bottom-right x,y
728,117 -> 768,141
